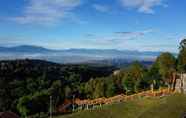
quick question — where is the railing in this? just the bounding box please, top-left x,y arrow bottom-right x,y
57,88 -> 176,113
74,88 -> 175,109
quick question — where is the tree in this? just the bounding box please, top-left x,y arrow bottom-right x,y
178,39 -> 186,72
48,80 -> 64,110
147,64 -> 164,89
104,78 -> 116,97
155,52 -> 176,86
84,78 -> 96,99
17,95 -> 32,118
128,61 -> 146,80
179,39 -> 186,50
0,78 -> 12,111
122,75 -> 135,95
30,91 -> 49,115
135,76 -> 150,92
64,86 -> 72,99
93,80 -> 105,98
78,83 -> 86,99
17,90 -> 50,117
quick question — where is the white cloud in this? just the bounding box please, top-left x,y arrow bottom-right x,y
93,4 -> 110,13
87,29 -> 153,45
115,29 -> 153,40
12,0 -> 81,25
120,0 -> 166,14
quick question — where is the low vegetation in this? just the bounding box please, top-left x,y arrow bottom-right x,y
56,94 -> 186,118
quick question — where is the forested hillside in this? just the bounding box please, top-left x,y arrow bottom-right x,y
0,59 -> 116,115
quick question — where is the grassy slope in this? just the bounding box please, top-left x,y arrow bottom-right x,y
56,94 -> 186,118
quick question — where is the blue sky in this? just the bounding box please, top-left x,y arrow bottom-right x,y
0,0 -> 186,52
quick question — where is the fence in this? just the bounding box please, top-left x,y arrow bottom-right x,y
74,88 -> 175,111
57,88 -> 175,113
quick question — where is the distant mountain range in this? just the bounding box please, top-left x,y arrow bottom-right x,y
0,45 -> 168,64
0,45 -> 52,53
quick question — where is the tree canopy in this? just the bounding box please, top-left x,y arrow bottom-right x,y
155,52 -> 176,82
178,39 -> 186,72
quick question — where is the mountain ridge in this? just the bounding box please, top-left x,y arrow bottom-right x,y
0,45 -> 163,54
0,45 -> 172,64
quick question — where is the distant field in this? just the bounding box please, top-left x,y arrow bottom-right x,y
55,94 -> 186,118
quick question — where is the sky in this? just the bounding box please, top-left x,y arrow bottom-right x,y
0,0 -> 186,52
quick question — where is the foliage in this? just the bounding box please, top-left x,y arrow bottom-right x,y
178,39 -> 186,72
127,61 -> 146,80
17,95 -> 31,117
155,52 -> 176,85
17,90 -> 50,117
104,78 -> 116,97
93,80 -> 105,98
48,80 -> 64,109
0,59 -> 115,115
122,75 -> 135,95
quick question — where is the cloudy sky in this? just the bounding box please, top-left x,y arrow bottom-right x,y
0,0 -> 185,52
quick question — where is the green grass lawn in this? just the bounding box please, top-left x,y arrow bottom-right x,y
55,94 -> 186,118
